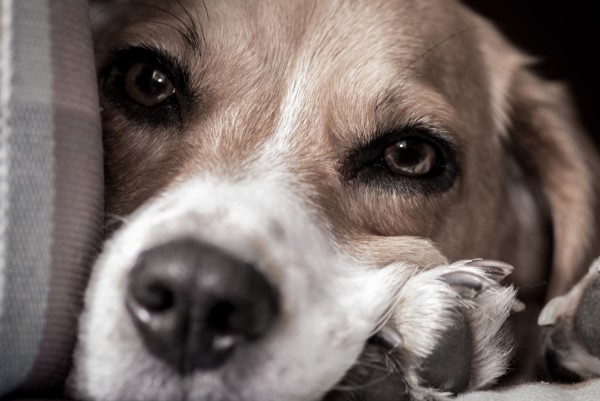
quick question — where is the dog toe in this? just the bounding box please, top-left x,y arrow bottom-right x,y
328,260 -> 518,401
379,260 -> 518,398
439,270 -> 488,299
452,259 -> 514,283
539,258 -> 600,380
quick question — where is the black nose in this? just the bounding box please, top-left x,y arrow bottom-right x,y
126,238 -> 279,372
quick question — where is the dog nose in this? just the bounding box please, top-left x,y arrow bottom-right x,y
126,238 -> 279,372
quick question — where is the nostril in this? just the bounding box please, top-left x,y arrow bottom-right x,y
133,280 -> 176,313
203,298 -> 276,340
126,256 -> 192,369
207,301 -> 236,333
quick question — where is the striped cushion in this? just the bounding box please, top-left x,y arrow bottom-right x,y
0,0 -> 103,396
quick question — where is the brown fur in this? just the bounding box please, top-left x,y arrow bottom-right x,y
93,0 -> 600,378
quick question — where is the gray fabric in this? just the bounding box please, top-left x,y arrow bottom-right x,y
0,0 -> 55,393
25,0 -> 103,391
0,0 -> 103,396
458,379 -> 600,401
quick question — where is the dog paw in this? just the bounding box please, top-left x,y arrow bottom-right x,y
324,260 -> 519,401
385,259 -> 518,399
539,257 -> 600,381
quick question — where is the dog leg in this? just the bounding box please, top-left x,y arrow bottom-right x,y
325,260 -> 520,401
539,257 -> 600,381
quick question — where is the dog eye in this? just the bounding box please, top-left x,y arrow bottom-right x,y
383,138 -> 438,177
124,63 -> 175,107
100,46 -> 192,127
347,129 -> 459,194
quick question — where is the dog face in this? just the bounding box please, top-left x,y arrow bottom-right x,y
75,1 -> 600,400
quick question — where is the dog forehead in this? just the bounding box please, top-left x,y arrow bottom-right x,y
99,0 -> 488,216
194,1 -> 473,129
97,0 -> 480,126
98,0 -> 474,91
201,0 -> 472,84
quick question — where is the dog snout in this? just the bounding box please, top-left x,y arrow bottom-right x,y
126,238 -> 279,372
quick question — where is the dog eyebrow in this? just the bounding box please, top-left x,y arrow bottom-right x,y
373,84 -> 464,141
123,1 -> 205,51
104,3 -> 204,56
130,18 -> 203,55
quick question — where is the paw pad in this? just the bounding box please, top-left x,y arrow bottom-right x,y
328,259 -> 519,400
419,309 -> 472,394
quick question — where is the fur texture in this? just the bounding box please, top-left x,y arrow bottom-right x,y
76,0 -> 600,400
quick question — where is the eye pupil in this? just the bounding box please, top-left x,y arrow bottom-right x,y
125,63 -> 175,107
384,138 -> 438,177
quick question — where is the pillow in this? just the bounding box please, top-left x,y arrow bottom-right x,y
0,0 -> 103,396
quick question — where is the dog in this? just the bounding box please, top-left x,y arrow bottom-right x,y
74,0 -> 600,400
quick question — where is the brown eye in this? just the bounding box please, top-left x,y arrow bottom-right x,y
124,63 -> 175,107
383,138 -> 439,177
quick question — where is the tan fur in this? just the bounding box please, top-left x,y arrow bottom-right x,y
93,0 -> 600,378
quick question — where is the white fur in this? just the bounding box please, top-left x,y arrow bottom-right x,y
389,261 -> 516,400
74,165 -> 517,400
269,58 -> 312,152
74,75 -> 518,399
74,170 -> 417,401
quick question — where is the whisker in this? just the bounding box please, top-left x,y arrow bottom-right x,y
201,0 -> 210,21
375,26 -> 482,110
123,2 -> 193,33
174,0 -> 196,28
90,3 -> 121,24
173,0 -> 204,46
398,27 -> 481,77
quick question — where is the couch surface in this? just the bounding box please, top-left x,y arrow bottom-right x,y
0,0 -> 103,397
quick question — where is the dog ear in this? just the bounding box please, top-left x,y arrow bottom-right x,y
506,68 -> 600,297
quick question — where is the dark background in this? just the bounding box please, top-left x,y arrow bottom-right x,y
462,0 -> 599,146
